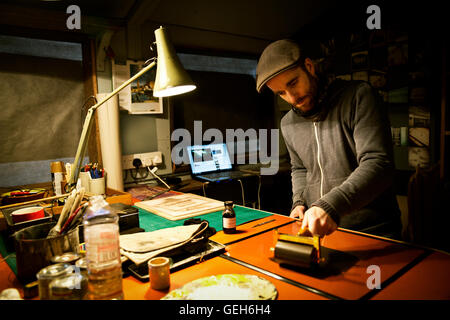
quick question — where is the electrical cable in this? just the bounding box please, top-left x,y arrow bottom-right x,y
202,182 -> 209,197
147,166 -> 171,190
80,95 -> 98,128
132,167 -> 172,201
257,175 -> 261,210
237,179 -> 245,206
144,56 -> 157,67
129,168 -> 139,180
81,95 -> 98,110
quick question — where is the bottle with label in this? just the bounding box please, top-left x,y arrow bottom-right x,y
222,201 -> 236,234
83,195 -> 123,300
50,161 -> 66,205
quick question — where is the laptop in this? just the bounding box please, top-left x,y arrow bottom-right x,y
186,143 -> 249,182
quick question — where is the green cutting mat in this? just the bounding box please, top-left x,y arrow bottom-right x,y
137,205 -> 273,232
0,232 -> 17,274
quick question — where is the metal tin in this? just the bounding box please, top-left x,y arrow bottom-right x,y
51,252 -> 81,265
36,263 -> 73,300
49,273 -> 88,300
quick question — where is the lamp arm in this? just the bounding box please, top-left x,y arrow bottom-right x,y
67,60 -> 157,190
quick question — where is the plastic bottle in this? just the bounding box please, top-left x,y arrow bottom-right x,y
83,195 -> 123,300
222,201 -> 236,234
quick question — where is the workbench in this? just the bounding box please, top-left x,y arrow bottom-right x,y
1,192 -> 449,308
121,212 -> 450,301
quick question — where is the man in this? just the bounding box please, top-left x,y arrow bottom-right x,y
256,39 -> 402,239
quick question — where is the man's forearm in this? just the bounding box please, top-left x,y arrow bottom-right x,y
313,156 -> 394,219
291,166 -> 307,208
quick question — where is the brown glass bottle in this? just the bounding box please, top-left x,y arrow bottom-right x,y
222,201 -> 236,234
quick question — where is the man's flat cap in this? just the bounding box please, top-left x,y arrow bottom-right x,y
256,39 -> 302,93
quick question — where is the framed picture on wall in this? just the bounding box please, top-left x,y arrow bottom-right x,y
112,59 -> 163,114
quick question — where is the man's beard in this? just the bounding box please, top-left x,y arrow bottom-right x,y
291,70 -> 320,118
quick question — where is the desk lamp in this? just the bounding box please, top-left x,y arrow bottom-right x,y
66,26 -> 196,191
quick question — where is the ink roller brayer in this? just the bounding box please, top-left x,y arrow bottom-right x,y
270,229 -> 323,268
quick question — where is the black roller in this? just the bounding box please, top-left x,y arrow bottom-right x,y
273,240 -> 315,268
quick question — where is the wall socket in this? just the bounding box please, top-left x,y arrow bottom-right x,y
122,151 -> 163,170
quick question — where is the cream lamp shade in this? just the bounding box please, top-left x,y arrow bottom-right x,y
153,26 -> 196,97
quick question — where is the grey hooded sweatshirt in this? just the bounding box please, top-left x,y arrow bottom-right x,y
281,79 -> 401,237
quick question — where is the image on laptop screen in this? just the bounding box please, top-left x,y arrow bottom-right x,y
187,143 -> 232,174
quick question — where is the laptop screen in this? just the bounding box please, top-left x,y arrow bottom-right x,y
187,143 -> 232,174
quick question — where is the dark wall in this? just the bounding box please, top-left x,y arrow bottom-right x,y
172,70 -> 274,150
172,70 -> 274,132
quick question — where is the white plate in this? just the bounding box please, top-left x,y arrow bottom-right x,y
161,274 -> 277,300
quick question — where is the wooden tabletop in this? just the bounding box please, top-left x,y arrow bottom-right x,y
1,210 -> 450,301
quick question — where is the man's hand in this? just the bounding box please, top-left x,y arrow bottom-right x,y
301,206 -> 337,236
289,205 -> 306,220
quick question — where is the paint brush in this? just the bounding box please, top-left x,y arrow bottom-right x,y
47,189 -> 76,238
67,203 -> 88,231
